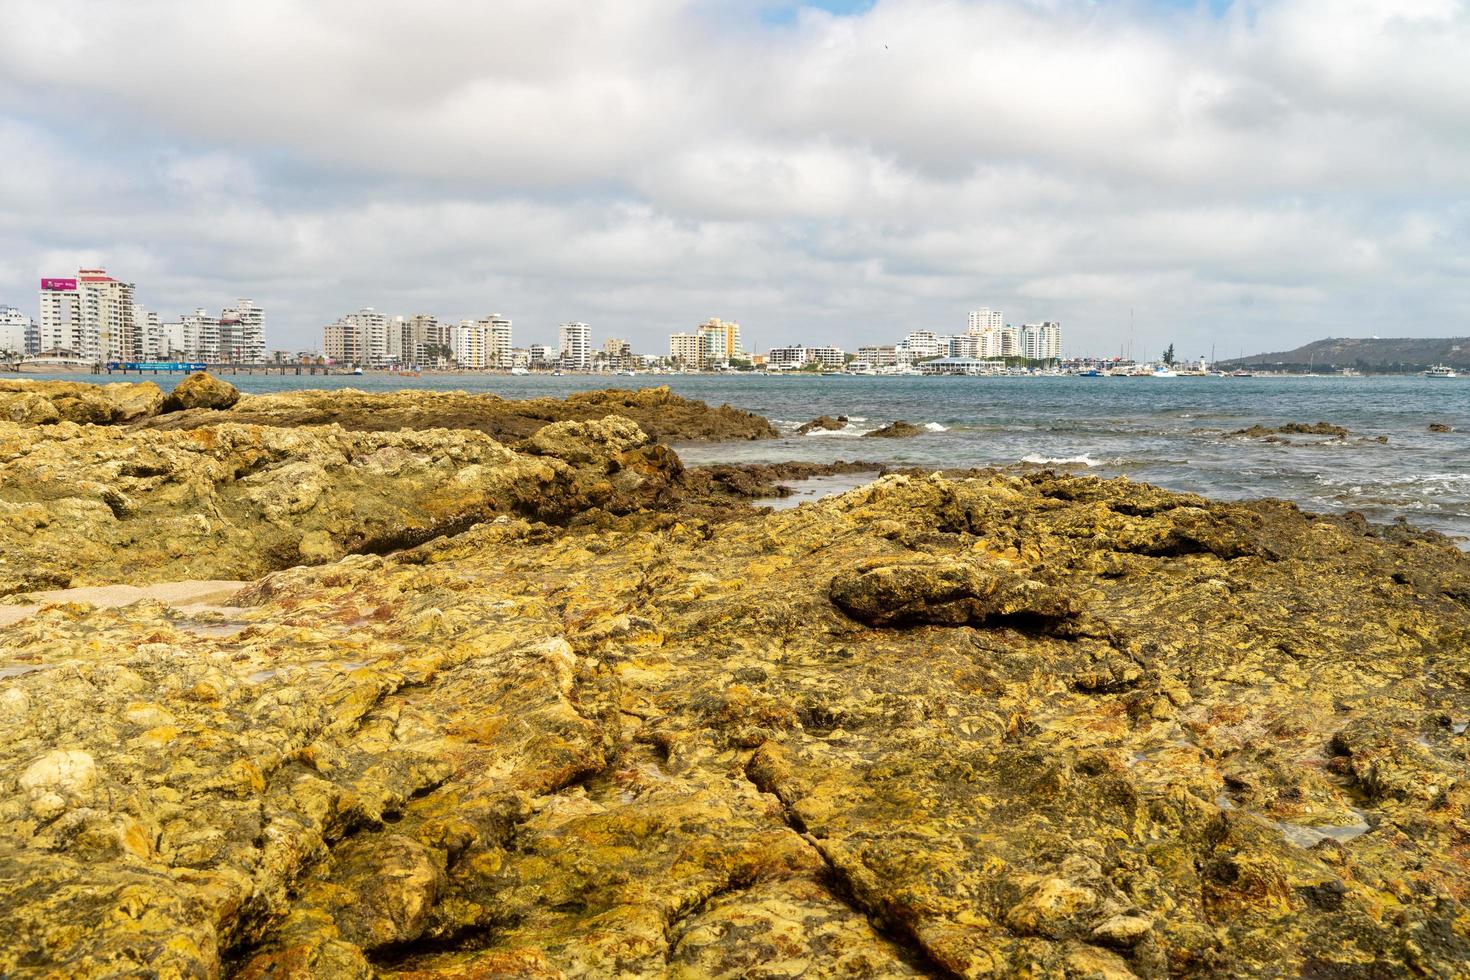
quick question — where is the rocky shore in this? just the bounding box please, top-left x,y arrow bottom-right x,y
2,380 -> 1469,978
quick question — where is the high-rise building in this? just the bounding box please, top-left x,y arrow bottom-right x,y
696,317 -> 741,367
78,269 -> 138,362
220,299 -> 266,363
968,309 -> 1003,335
131,304 -> 163,360
1020,322 -> 1061,361
38,277 -> 83,356
409,314 -> 450,365
669,331 -> 703,368
901,330 -> 943,361
452,319 -> 486,368
603,337 -> 633,371
323,309 -> 388,366
559,321 -> 590,370
479,315 -> 512,367
0,306 -> 31,356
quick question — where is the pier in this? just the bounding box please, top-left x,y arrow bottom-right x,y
100,361 -> 333,377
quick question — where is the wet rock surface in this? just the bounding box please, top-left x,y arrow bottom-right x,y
138,385 -> 777,443
1232,421 -> 1351,439
0,379 -> 164,426
863,420 -> 926,438
3,453 -> 1469,977
797,415 -> 849,434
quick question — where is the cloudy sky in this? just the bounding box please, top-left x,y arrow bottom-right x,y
1,0 -> 1467,358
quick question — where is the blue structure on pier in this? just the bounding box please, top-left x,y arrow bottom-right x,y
106,362 -> 208,372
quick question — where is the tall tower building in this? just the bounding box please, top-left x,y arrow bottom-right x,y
968,309 -> 1003,335
38,277 -> 83,356
78,269 -> 137,362
559,321 -> 590,370
478,315 -> 512,367
221,299 -> 265,363
0,306 -> 31,356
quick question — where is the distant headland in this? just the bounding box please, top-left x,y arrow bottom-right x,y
1222,336 -> 1470,373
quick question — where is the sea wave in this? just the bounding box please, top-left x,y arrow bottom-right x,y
1020,453 -> 1102,467
924,422 -> 949,432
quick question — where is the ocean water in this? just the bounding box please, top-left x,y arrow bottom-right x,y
36,371 -> 1470,543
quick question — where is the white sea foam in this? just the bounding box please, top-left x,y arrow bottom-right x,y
924,422 -> 949,432
1021,453 -> 1102,467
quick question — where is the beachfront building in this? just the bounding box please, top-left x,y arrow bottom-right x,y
37,269 -> 138,362
669,331 -> 704,369
1020,322 -> 1062,361
559,322 -> 591,370
767,345 -> 809,370
527,344 -> 554,368
968,309 -> 1003,335
479,314 -> 512,367
976,325 -> 1019,359
408,314 -> 451,364
452,319 -> 487,368
920,357 -> 1004,376
0,306 -> 36,356
603,338 -> 634,371
948,334 -> 979,358
808,346 -> 847,370
38,278 -> 84,356
322,308 -> 389,366
696,317 -> 741,367
900,330 -> 944,362
220,299 -> 266,363
132,305 -> 163,360
855,345 -> 899,368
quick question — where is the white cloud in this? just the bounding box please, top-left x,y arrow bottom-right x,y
0,0 -> 1467,355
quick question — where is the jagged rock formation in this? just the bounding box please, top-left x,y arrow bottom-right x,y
3,466 -> 1468,977
138,385 -> 778,442
0,380 -> 164,426
0,417 -> 679,595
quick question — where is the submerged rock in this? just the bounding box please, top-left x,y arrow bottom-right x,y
797,415 -> 848,434
2,462 -> 1470,976
863,420 -> 926,438
139,384 -> 778,442
162,372 -> 240,411
1233,421 -> 1350,439
0,379 -> 164,425
1429,422 -> 1453,433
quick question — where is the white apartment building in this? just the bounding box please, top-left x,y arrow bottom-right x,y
670,331 -> 704,368
948,334 -> 979,358
38,269 -> 137,362
808,346 -> 847,370
1020,322 -> 1062,361
321,308 -> 388,366
131,305 -> 163,360
479,315 -> 512,367
409,314 -> 451,364
452,319 -> 486,368
220,299 -> 266,363
855,345 -> 899,367
976,325 -> 1019,359
968,309 -> 1003,335
38,278 -> 83,355
767,345 -> 809,370
559,322 -> 590,370
900,330 -> 943,361
528,344 -> 554,366
0,306 -> 31,355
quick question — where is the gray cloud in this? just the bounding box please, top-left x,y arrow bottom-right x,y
1,0 -> 1467,357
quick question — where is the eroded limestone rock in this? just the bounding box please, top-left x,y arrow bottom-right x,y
162,372 -> 241,412
0,379 -> 164,425
2,467 -> 1468,977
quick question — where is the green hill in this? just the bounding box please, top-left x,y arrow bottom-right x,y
1220,337 -> 1470,373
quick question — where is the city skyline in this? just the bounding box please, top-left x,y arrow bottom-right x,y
3,2 -> 1468,355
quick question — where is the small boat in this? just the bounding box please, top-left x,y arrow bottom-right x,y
1424,364 -> 1458,379
1078,368 -> 1102,377
1230,369 -> 1254,378
351,367 -> 364,375
509,366 -> 529,376
1150,367 -> 1178,378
